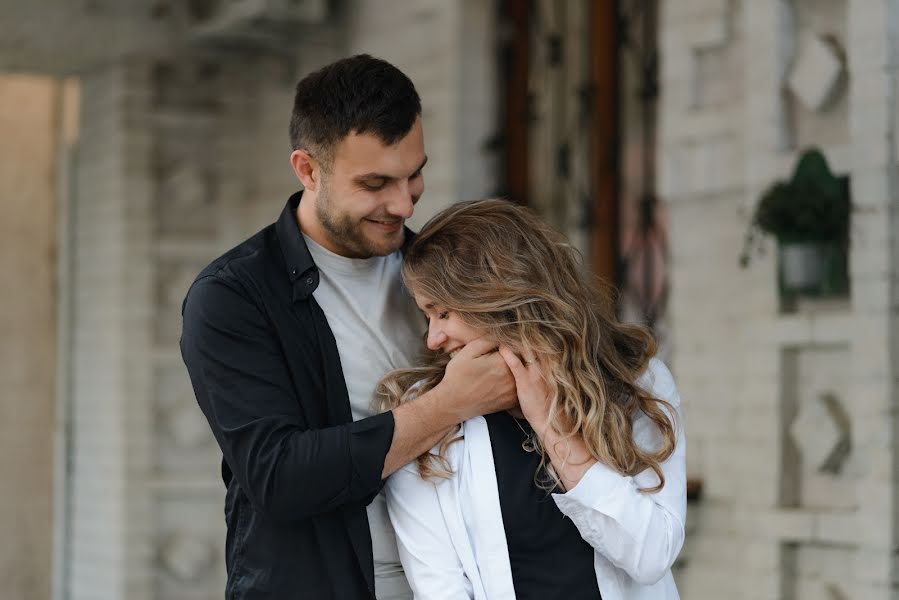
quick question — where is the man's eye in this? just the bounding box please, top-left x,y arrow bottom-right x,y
363,179 -> 386,191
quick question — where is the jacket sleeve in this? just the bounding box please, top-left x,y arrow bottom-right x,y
180,275 -> 395,524
551,357 -> 686,585
385,464 -> 475,599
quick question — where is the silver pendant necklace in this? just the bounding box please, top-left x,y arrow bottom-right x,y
510,413 -> 538,453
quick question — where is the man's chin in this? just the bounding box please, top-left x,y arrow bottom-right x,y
347,230 -> 404,258
368,229 -> 406,256
373,239 -> 405,257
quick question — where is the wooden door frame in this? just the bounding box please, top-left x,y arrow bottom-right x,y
501,0 -> 620,283
589,0 -> 620,284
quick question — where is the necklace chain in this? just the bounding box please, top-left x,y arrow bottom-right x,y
509,413 -> 538,453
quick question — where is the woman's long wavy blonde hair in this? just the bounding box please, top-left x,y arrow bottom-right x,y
375,199 -> 677,493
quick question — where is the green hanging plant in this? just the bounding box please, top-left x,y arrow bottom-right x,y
740,148 -> 850,267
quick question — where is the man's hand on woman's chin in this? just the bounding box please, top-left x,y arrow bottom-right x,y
437,337 -> 518,422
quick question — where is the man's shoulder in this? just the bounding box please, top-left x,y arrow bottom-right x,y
184,223 -> 285,314
193,223 -> 279,288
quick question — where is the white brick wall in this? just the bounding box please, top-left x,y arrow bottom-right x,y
70,62 -> 143,600
663,0 -> 899,598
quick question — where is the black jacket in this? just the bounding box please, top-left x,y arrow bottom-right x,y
180,192 -> 397,598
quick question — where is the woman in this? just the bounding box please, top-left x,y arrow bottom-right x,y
376,199 -> 685,600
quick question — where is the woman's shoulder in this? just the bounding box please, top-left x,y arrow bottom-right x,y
636,357 -> 680,407
458,416 -> 488,453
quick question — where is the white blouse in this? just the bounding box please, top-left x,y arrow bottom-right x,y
385,358 -> 686,600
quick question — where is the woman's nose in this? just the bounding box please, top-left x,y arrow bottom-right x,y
426,323 -> 445,351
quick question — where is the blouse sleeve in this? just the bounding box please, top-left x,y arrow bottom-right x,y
385,463 -> 475,599
550,357 -> 687,585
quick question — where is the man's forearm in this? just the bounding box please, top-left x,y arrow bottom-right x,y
380,342 -> 518,479
381,386 -> 461,478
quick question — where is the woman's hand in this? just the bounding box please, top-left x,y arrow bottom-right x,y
499,344 -> 597,491
497,345 -> 551,429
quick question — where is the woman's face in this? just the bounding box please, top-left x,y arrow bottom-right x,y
413,292 -> 485,356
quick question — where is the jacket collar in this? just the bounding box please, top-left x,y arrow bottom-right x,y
276,191 -> 320,302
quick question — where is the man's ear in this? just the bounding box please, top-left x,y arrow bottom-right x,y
290,149 -> 320,192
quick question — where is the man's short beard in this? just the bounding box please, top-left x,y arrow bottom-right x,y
315,177 -> 404,259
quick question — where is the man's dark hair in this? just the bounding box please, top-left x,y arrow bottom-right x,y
289,54 -> 422,170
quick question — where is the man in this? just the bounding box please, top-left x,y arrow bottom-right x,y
180,54 -> 516,599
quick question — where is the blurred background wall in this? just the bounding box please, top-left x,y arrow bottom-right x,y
1,1 -> 897,599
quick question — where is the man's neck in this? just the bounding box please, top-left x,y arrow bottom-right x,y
295,192 -> 339,256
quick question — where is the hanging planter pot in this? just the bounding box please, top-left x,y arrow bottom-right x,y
779,240 -> 826,292
741,148 -> 851,304
777,238 -> 848,298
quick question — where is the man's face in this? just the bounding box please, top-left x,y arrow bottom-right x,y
314,118 -> 426,258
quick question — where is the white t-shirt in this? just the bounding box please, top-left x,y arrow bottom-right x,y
304,234 -> 424,600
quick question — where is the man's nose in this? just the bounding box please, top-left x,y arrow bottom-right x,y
387,181 -> 415,219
